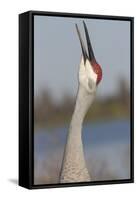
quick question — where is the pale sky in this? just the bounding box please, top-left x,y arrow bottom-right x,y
34,15 -> 130,101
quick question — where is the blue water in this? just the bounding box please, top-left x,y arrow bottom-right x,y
34,119 -> 130,154
83,119 -> 130,146
34,119 -> 131,184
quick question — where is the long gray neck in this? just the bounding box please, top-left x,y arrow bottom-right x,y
60,86 -> 95,183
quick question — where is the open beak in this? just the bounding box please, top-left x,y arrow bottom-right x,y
75,24 -> 88,63
75,21 -> 96,64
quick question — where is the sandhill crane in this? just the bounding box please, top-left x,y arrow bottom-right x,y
60,21 -> 102,183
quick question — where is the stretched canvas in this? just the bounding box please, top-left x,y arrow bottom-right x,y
19,11 -> 134,189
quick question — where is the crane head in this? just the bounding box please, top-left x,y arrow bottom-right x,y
76,21 -> 102,89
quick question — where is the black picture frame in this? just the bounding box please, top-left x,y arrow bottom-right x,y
19,10 -> 134,189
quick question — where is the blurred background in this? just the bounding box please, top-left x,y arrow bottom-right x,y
34,16 -> 130,184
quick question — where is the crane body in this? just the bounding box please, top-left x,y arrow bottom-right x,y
60,21 -> 102,183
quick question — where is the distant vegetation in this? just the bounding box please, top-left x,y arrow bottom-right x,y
34,78 -> 130,129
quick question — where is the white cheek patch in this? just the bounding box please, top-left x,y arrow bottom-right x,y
88,78 -> 96,93
78,58 -> 97,93
88,78 -> 94,89
85,59 -> 97,83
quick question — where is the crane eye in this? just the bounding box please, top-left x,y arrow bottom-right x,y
94,69 -> 98,74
